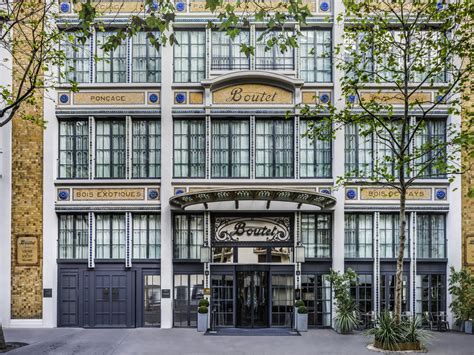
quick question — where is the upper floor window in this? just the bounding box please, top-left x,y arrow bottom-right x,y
132,119 -> 161,178
133,214 -> 161,259
256,119 -> 294,178
58,214 -> 88,259
414,119 -> 446,178
174,30 -> 206,83
379,213 -> 409,258
132,31 -> 161,83
96,214 -> 126,259
59,120 -> 89,179
300,29 -> 332,82
345,123 -> 373,178
256,31 -> 294,70
301,214 -> 331,258
95,119 -> 126,178
299,119 -> 332,178
173,119 -> 205,178
417,214 -> 446,259
211,31 -> 250,70
96,31 -> 127,83
174,214 -> 204,259
345,213 -> 373,258
211,119 -> 250,178
60,34 -> 90,83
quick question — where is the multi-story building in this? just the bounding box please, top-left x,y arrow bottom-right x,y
0,0 -> 463,329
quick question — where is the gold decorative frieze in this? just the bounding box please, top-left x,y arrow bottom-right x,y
213,84 -> 293,105
189,92 -> 204,104
359,187 -> 432,200
74,0 -> 144,13
73,91 -> 146,105
359,91 -> 432,105
72,187 -> 146,201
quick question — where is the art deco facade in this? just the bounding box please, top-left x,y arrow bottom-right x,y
0,0 -> 464,329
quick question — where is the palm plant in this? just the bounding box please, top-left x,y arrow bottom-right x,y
329,269 -> 360,334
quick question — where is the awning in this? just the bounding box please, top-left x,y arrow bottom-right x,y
169,187 -> 336,211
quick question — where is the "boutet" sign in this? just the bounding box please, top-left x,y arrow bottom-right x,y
212,84 -> 293,105
214,217 -> 291,243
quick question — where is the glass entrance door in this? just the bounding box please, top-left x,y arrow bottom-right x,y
236,271 -> 268,327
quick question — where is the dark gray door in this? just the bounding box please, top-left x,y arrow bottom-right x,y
59,272 -> 79,326
94,273 -> 128,327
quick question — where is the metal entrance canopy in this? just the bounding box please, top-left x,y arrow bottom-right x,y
169,187 -> 336,210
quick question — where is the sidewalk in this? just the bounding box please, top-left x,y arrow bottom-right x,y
3,327 -> 473,355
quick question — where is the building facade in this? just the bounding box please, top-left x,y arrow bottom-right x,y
0,0 -> 464,329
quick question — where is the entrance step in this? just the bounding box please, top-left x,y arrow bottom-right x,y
204,328 -> 300,336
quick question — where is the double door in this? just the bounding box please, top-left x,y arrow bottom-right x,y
237,271 -> 268,328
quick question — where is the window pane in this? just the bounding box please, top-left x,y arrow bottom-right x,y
174,215 -> 204,259
96,31 -> 126,83
300,30 -> 331,83
211,31 -> 250,70
96,120 -> 126,178
345,214 -> 373,258
256,31 -> 294,70
299,120 -> 331,177
96,214 -> 125,259
60,34 -> 91,83
59,214 -> 87,259
132,120 -> 161,178
59,120 -> 89,178
173,120 -> 205,177
174,30 -> 205,83
132,31 -> 161,83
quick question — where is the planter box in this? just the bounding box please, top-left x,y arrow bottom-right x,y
296,313 -> 308,332
197,312 -> 208,332
465,320 -> 473,334
374,340 -> 421,351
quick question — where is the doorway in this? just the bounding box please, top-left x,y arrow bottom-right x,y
236,271 -> 268,327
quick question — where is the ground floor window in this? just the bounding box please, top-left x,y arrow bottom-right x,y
351,274 -> 373,327
301,274 -> 331,327
380,274 -> 408,313
271,275 -> 294,327
211,274 -> 234,327
415,274 -> 445,316
144,275 -> 161,326
173,274 -> 205,327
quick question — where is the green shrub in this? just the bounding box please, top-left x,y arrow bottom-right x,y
199,298 -> 210,308
448,267 -> 474,323
298,306 -> 308,314
198,306 -> 208,314
294,300 -> 305,308
367,312 -> 429,351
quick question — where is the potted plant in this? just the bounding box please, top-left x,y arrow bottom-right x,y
328,269 -> 359,334
294,300 -> 304,329
296,305 -> 308,332
368,312 -> 429,351
197,298 -> 209,332
448,267 -> 474,334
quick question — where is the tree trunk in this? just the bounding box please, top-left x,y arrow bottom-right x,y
394,191 -> 407,323
0,323 -> 6,350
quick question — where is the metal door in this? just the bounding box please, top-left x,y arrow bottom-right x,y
58,272 -> 79,326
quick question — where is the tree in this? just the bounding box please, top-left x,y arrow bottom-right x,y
301,0 -> 473,322
448,266 -> 474,324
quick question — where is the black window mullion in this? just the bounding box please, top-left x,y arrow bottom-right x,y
146,121 -> 150,177
146,215 -> 150,259
228,122 -> 233,177
272,121 -> 276,177
188,32 -> 192,83
187,122 -> 191,177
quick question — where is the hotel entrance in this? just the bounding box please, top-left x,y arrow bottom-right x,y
236,271 -> 268,328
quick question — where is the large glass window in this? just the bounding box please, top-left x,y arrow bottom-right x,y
256,119 -> 293,178
174,274 -> 204,327
174,215 -> 204,259
414,119 -> 446,178
58,214 -> 88,259
417,214 -> 446,258
299,119 -> 332,177
256,31 -> 294,70
345,123 -> 373,177
381,274 -> 408,312
211,119 -> 250,178
271,275 -> 294,327
301,274 -> 331,327
132,214 -> 161,259
211,31 -> 249,70
60,34 -> 90,83
379,214 -> 409,258
95,214 -> 126,259
173,120 -> 205,178
132,119 -> 161,178
96,119 -> 126,178
415,274 -> 445,316
59,120 -> 89,179
345,213 -> 373,258
174,30 -> 206,83
350,274 -> 373,327
300,29 -> 331,82
301,214 -> 331,258
96,31 -> 127,83
132,31 -> 161,83
211,274 -> 234,327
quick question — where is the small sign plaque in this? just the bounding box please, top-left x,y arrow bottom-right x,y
73,92 -> 146,105
43,288 -> 52,298
162,289 -> 171,298
16,235 -> 39,266
203,288 -> 211,296
213,84 -> 293,105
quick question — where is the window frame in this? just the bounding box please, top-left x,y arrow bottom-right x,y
95,118 -> 126,179
132,214 -> 161,260
301,213 -> 332,259
58,119 -> 89,180
344,213 -> 374,259
95,30 -> 127,83
173,29 -> 206,83
299,28 -> 332,83
132,119 -> 161,179
131,31 -> 162,83
173,214 -> 204,260
59,32 -> 91,84
416,213 -> 447,259
210,30 -> 250,71
95,213 -> 126,260
57,213 -> 89,260
299,118 -> 332,178
173,119 -> 206,178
